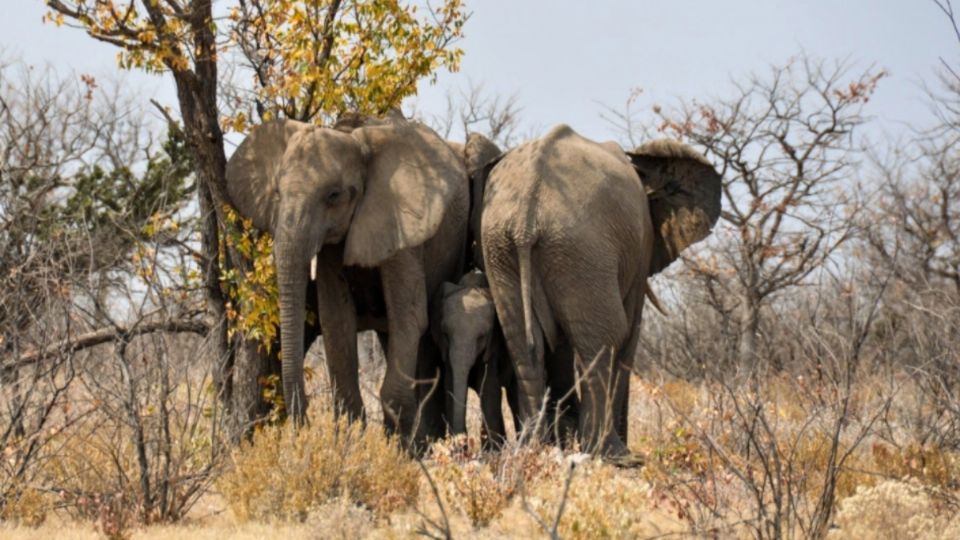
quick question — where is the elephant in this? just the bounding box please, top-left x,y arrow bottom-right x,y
454,132 -> 581,447
434,270 -> 517,448
461,133 -> 504,272
479,125 -> 721,460
225,114 -> 469,448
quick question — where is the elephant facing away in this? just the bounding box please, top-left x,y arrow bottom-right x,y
225,116 -> 469,448
480,125 -> 721,459
434,271 -> 518,449
452,132 -> 581,447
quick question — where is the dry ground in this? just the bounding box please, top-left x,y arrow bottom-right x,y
3,335 -> 960,539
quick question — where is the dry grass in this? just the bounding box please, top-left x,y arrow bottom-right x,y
829,479 -> 960,540
4,363 -> 960,539
217,407 -> 419,522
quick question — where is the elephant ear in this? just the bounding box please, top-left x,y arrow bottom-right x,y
627,139 -> 722,275
225,119 -> 312,233
344,121 -> 464,267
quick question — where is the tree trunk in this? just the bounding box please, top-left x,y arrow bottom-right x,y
738,296 -> 762,374
231,337 -> 281,432
169,1 -> 277,437
199,181 -> 233,414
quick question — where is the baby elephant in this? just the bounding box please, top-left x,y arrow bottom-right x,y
436,271 -> 517,447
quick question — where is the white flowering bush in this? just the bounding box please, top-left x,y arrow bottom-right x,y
829,480 -> 960,540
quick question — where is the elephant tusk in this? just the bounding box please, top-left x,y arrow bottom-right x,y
310,255 -> 317,281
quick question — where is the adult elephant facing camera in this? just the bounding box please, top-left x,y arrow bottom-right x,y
481,125 -> 721,460
226,117 -> 468,447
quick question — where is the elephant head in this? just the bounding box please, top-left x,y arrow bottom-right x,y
462,133 -> 503,270
626,140 -> 722,274
226,118 -> 461,419
438,271 -> 497,435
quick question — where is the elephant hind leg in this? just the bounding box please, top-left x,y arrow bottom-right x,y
545,338 -> 579,448
486,254 -> 547,437
548,271 -> 630,457
614,277 -> 647,445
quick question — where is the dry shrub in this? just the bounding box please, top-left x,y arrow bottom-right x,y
657,380 -> 701,417
642,423 -> 710,478
438,458 -> 507,528
430,435 -> 556,528
829,479 -> 960,540
786,433 -> 875,501
46,428 -> 154,539
218,409 -> 418,522
529,460 -> 660,540
42,370 -> 221,534
431,435 -> 500,527
490,442 -> 562,495
0,483 -> 47,528
871,443 -> 960,490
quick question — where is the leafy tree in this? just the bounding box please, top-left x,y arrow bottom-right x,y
227,0 -> 464,125
38,128 -> 193,247
1,60 -> 194,345
44,0 -> 467,428
0,61 -> 201,517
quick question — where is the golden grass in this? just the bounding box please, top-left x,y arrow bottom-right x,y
5,373 -> 960,538
217,409 -> 419,522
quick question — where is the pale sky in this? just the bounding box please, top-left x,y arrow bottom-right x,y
3,1 -> 957,145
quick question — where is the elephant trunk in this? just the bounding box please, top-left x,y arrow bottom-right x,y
276,239 -> 310,423
448,342 -> 477,436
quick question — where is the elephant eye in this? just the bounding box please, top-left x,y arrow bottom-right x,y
324,188 -> 344,206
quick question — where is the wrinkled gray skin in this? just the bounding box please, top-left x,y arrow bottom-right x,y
435,271 -> 518,448
480,125 -> 722,460
225,116 -> 468,448
462,134 -> 504,272
450,133 -> 580,446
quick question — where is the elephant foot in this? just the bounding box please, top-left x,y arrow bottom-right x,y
594,434 -> 643,468
480,429 -> 507,452
549,415 -> 579,450
332,398 -> 367,425
602,451 -> 645,468
383,408 -> 432,457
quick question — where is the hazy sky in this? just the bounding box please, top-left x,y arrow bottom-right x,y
3,1 -> 957,144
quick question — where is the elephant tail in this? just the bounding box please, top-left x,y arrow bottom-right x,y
518,242 -> 538,361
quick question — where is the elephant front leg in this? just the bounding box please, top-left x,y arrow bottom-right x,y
416,335 -> 447,441
379,249 -> 429,449
315,252 -> 365,421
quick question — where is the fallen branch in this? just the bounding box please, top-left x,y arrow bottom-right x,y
5,319 -> 209,368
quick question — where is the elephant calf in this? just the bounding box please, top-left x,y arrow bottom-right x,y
435,271 -> 518,448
